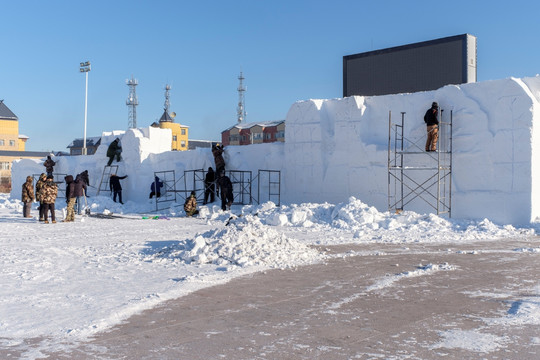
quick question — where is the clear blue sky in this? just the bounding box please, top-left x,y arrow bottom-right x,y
1,0 -> 539,152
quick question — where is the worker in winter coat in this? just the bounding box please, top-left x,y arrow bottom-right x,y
109,174 -> 128,204
203,167 -> 215,204
149,176 -> 164,198
35,173 -> 47,221
184,191 -> 199,217
78,170 -> 90,196
73,174 -> 87,215
43,155 -> 56,177
217,171 -> 234,211
212,144 -> 225,175
42,175 -> 58,223
424,102 -> 439,152
21,176 -> 34,218
106,138 -> 122,166
64,175 -> 76,222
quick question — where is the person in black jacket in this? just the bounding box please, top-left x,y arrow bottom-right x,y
217,171 -> 233,211
107,138 -> 122,166
149,176 -> 164,198
203,167 -> 216,205
424,102 -> 439,152
64,175 -> 76,222
109,174 -> 128,204
78,170 -> 90,195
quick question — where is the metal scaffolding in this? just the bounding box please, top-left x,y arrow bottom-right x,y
387,110 -> 453,217
96,165 -> 119,196
151,168 -> 281,211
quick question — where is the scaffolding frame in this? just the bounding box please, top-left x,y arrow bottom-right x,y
387,110 -> 453,217
96,165 -> 119,196
256,170 -> 281,206
152,168 -> 282,211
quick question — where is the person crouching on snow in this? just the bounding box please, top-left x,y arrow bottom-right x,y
184,191 -> 199,217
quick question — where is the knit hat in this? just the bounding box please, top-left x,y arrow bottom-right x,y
432,102 -> 439,108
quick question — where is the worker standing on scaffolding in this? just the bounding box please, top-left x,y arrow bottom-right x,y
212,144 -> 225,175
424,102 -> 439,152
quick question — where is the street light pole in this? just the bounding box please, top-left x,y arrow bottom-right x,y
79,61 -> 91,155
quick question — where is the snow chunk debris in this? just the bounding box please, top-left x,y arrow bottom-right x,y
146,214 -> 323,269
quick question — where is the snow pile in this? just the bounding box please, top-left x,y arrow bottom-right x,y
146,214 -> 322,269
249,197 -> 535,244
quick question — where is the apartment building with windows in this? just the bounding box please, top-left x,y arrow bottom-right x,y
221,120 -> 285,146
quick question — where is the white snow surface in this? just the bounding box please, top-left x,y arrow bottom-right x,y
1,192 -> 540,358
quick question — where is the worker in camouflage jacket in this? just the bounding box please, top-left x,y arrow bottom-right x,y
21,176 -> 34,218
43,155 -> 56,177
42,175 -> 58,223
35,173 -> 47,221
184,191 -> 199,217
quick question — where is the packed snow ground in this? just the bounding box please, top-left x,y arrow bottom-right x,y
1,193 -> 539,358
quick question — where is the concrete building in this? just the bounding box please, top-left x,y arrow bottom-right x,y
221,120 -> 285,146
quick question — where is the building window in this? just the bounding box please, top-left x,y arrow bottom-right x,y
0,140 -> 4,146
173,135 -> 177,141
229,134 -> 239,142
181,140 -> 186,147
181,129 -> 186,135
0,162 -> 9,170
276,130 -> 285,139
9,140 -> 15,147
252,133 -> 262,140
264,133 -> 272,140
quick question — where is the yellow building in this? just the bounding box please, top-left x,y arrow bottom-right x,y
0,100 -> 26,151
0,100 -> 49,192
155,110 -> 189,151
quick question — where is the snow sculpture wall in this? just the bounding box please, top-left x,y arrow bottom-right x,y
10,76 -> 540,225
284,76 -> 540,225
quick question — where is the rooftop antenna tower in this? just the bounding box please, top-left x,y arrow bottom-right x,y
164,84 -> 171,114
237,71 -> 246,124
126,76 -> 139,128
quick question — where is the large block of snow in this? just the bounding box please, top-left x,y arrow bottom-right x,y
283,76 -> 540,225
